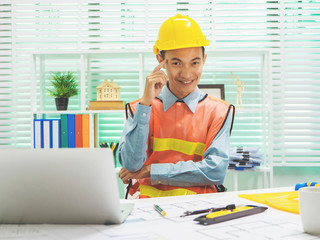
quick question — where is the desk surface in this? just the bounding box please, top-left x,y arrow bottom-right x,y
0,187 -> 315,240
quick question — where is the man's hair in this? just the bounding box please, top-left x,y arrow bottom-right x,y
159,47 -> 205,60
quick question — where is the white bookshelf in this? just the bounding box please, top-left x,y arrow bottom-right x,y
30,49 -> 273,189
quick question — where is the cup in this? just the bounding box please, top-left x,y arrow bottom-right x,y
299,187 -> 320,236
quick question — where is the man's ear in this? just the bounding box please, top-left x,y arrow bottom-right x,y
156,54 -> 163,62
156,54 -> 166,69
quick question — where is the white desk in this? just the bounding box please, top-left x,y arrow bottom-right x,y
0,187 -> 316,240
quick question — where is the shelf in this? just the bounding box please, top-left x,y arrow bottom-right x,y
228,166 -> 272,191
32,48 -> 269,58
228,165 -> 271,173
30,49 -> 272,191
32,110 -> 125,115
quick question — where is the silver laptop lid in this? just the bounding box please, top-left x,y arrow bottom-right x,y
0,148 -> 123,224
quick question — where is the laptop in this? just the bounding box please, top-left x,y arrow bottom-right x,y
0,148 -> 134,224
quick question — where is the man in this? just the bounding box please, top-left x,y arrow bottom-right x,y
118,14 -> 234,198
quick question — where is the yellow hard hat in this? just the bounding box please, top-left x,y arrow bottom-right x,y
153,14 -> 209,54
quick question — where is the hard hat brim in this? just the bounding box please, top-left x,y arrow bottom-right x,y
153,39 -> 209,55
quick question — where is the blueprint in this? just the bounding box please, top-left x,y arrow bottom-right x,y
0,188 -> 319,240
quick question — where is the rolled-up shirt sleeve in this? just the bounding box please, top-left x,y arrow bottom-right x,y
118,103 -> 151,172
150,112 -> 232,187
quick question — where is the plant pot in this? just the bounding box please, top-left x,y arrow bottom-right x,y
55,98 -> 69,111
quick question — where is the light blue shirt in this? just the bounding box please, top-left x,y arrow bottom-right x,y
118,85 -> 232,187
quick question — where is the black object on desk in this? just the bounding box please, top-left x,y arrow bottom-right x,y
181,204 -> 236,217
194,205 -> 268,225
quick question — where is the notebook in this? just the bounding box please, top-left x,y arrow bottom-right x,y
0,148 -> 134,224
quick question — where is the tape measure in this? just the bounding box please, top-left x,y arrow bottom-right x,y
194,205 -> 268,225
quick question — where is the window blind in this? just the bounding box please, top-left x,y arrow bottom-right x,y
0,1 -> 13,148
2,0 -> 320,166
272,0 -> 320,166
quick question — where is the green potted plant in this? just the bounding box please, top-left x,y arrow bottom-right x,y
48,72 -> 79,111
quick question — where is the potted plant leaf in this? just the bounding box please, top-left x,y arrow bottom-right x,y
48,72 -> 79,111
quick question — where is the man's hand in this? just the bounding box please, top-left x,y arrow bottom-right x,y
119,165 -> 151,184
140,59 -> 168,106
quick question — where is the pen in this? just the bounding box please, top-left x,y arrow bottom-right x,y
180,204 -> 235,217
154,204 -> 166,217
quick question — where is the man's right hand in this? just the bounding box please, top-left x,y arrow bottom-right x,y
140,59 -> 168,106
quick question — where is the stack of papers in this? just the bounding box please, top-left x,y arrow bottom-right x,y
228,146 -> 263,170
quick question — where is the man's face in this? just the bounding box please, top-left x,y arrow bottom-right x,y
159,47 -> 207,99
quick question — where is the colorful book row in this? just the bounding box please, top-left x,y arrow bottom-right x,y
33,114 -> 90,148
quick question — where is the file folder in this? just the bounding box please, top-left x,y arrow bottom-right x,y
68,114 -> 75,148
52,119 -> 61,148
33,119 -> 43,149
82,114 -> 90,148
60,114 -> 68,148
75,114 -> 83,148
43,119 -> 51,148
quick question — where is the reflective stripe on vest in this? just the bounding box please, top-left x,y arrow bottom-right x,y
152,137 -> 205,156
140,185 -> 197,198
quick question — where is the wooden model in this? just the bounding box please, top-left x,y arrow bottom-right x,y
231,72 -> 245,108
96,79 -> 120,101
87,79 -> 124,110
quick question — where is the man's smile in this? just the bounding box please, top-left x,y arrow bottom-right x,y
177,79 -> 195,85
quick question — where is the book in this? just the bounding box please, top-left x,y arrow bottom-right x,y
52,119 -> 61,148
60,114 -> 68,148
82,114 -> 90,148
68,114 -> 75,148
75,114 -> 83,148
86,100 -> 125,110
43,119 -> 51,148
33,119 -> 43,148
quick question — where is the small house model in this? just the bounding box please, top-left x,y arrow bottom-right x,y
96,79 -> 120,101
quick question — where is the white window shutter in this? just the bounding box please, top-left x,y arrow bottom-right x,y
1,1 -> 319,166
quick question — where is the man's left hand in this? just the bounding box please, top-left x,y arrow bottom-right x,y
119,165 -> 151,184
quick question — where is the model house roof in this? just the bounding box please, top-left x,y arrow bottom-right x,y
96,79 -> 120,89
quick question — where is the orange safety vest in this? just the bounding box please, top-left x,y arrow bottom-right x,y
126,94 -> 233,198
